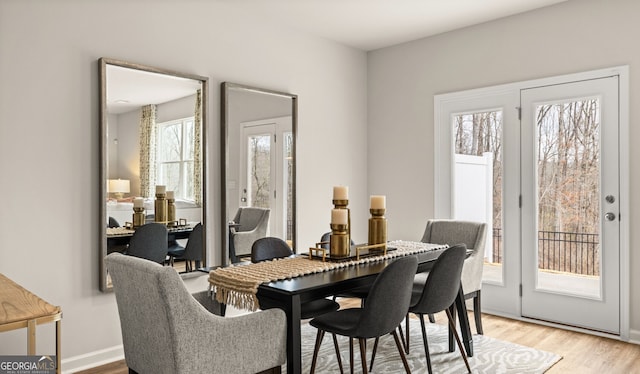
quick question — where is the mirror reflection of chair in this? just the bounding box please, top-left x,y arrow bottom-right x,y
407,244 -> 472,374
251,237 -> 340,319
105,252 -> 286,374
108,216 -> 120,228
168,223 -> 203,272
309,255 -> 418,374
417,219 -> 487,334
229,207 -> 270,263
126,223 -> 168,264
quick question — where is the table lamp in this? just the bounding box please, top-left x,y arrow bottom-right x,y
108,179 -> 130,199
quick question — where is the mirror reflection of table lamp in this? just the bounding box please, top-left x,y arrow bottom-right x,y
108,179 -> 130,200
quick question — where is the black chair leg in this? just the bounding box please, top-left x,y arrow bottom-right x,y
310,329 -> 325,374
392,330 -> 412,373
398,323 -> 407,353
369,337 -> 379,372
332,333 -> 344,374
349,338 -> 354,374
474,291 -> 483,334
418,314 -> 433,374
445,308 -> 471,373
448,302 -> 457,352
428,314 -> 435,323
405,314 -> 411,353
358,338 -> 368,374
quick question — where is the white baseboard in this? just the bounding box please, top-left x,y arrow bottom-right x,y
629,328 -> 640,344
61,345 -> 124,373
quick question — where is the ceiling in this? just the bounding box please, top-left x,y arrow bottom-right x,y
233,0 -> 569,51
106,64 -> 202,115
106,0 -> 569,113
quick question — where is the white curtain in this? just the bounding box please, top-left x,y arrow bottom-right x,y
139,104 -> 157,198
193,89 -> 202,205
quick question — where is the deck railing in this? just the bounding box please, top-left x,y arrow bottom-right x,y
491,228 -> 600,276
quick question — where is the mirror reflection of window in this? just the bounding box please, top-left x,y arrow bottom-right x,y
157,117 -> 195,201
247,132 -> 272,208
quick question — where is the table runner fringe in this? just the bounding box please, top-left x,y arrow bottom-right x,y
209,240 -> 447,311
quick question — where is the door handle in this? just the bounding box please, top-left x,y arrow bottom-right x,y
605,212 -> 616,221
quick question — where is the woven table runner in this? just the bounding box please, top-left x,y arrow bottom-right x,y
209,240 -> 447,311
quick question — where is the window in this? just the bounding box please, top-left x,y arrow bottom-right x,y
156,117 -> 195,201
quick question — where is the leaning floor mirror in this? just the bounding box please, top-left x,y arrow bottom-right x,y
221,82 -> 297,265
99,58 -> 208,291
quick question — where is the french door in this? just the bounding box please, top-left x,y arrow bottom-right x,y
240,116 -> 293,242
520,77 -> 620,334
436,68 -> 626,335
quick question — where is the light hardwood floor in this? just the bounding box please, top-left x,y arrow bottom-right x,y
77,299 -> 640,374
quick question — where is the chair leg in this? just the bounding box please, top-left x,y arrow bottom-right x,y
428,314 -> 435,323
332,333 -> 344,374
369,337 -> 379,372
310,329 -> 325,374
391,330 -> 412,374
358,338 -> 369,374
349,338 -> 354,374
474,291 -> 483,334
405,313 -> 410,353
448,302 -> 457,352
398,323 -> 407,353
445,309 -> 472,373
418,314 -> 433,374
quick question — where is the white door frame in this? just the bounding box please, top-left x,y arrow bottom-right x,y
434,66 -> 629,340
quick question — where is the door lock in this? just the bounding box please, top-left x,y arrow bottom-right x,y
605,195 -> 616,204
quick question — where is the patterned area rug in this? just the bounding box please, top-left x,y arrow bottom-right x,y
288,321 -> 561,373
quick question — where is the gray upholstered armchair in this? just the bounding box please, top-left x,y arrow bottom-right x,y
105,252 -> 286,374
229,207 -> 270,263
420,219 -> 488,334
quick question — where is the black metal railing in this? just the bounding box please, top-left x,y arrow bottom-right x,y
491,228 -> 600,276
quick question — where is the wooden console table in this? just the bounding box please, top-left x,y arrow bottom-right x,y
0,273 -> 62,374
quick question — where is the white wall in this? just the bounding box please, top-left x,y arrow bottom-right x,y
368,0 -> 640,336
0,0 -> 367,370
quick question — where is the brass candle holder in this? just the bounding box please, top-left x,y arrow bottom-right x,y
132,206 -> 145,228
333,198 -> 351,246
155,191 -> 168,223
167,196 -> 176,226
368,208 -> 387,246
330,223 -> 350,258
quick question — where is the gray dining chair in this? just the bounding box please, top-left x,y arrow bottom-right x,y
309,256 -> 418,374
168,223 -> 203,272
408,244 -> 472,374
418,219 -> 487,333
105,252 -> 286,374
229,207 -> 270,263
251,237 -> 341,319
126,222 -> 168,264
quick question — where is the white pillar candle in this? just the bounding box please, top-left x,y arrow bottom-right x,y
156,185 -> 166,194
133,197 -> 144,208
166,190 -> 174,200
370,195 -> 386,210
331,209 -> 348,225
333,186 -> 349,200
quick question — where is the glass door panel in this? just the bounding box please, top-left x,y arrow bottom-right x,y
453,110 -> 504,284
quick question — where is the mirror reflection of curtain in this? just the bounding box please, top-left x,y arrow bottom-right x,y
193,89 -> 202,205
139,104 -> 157,198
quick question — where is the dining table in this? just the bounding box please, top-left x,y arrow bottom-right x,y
209,241 -> 473,374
